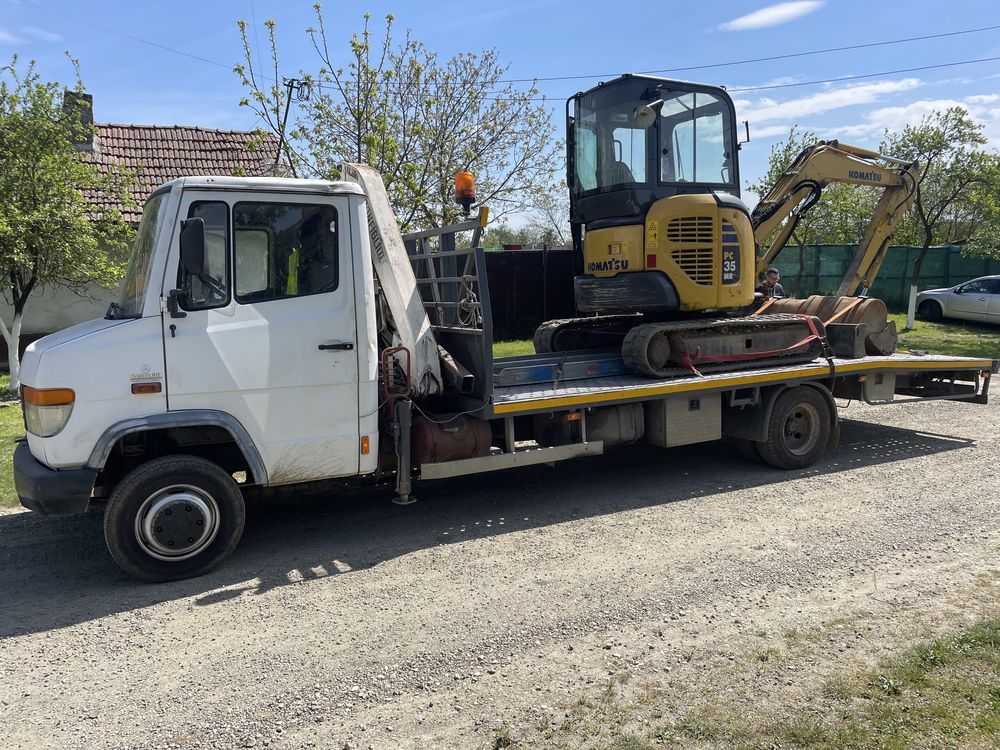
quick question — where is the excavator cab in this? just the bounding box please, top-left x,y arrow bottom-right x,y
567,75 -> 756,315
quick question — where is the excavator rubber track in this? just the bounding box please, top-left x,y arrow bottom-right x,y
533,314 -> 641,354
535,313 -> 829,378
621,314 -> 828,377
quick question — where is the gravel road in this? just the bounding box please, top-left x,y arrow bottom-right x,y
1,394 -> 998,749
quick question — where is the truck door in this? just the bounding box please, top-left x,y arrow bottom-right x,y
162,190 -> 362,484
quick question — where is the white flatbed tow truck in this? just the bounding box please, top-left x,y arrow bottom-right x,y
13,166 -> 997,580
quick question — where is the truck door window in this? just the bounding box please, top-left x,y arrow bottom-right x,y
233,202 -> 338,303
180,201 -> 230,311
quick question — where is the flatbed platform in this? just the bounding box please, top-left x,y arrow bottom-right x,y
490,353 -> 997,416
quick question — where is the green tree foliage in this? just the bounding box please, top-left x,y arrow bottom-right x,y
879,107 -> 999,326
0,55 -> 133,389
235,6 -> 562,232
880,108 -> 997,275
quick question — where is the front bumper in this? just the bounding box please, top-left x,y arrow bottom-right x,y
14,442 -> 96,515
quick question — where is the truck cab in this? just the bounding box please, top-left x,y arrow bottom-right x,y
16,176 -> 381,579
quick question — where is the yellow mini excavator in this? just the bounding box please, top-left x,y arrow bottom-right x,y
536,74 -> 917,376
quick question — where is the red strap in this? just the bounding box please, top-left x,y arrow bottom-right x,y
675,314 -> 824,376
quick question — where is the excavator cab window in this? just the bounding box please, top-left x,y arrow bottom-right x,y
572,78 -> 650,194
570,77 -> 738,200
658,91 -> 734,186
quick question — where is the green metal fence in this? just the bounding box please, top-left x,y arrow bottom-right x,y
768,244 -> 1000,310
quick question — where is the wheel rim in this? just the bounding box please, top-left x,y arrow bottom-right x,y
782,402 -> 822,456
134,484 -> 221,561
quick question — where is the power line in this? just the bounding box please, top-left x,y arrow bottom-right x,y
11,0 -> 232,70
475,55 -> 1000,101
727,55 -> 1000,92
302,23 -> 1000,94
495,23 -> 1000,84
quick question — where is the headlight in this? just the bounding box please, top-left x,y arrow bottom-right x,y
21,386 -> 75,437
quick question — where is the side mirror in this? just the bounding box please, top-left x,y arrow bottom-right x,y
953,286 -> 964,294
179,217 -> 206,276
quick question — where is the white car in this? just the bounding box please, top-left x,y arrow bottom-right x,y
916,275 -> 1000,324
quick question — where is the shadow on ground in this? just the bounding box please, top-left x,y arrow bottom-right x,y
0,418 -> 975,639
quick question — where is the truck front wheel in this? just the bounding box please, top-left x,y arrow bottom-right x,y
757,386 -> 831,470
103,455 -> 246,582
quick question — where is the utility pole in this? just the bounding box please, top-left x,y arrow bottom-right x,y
274,77 -> 311,176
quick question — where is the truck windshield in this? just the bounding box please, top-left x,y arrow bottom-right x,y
111,192 -> 165,319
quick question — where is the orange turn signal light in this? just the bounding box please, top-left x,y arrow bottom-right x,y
360,435 -> 370,455
565,411 -> 582,422
131,382 -> 163,395
22,386 -> 75,406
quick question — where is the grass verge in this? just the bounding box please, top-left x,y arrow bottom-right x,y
891,313 -> 1000,359
493,339 -> 535,358
0,376 -> 22,508
507,617 -> 1000,749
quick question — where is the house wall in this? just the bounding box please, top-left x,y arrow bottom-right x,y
0,284 -> 113,366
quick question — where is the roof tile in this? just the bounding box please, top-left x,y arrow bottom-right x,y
83,123 -> 282,224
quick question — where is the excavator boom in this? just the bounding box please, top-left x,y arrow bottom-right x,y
752,140 -> 918,295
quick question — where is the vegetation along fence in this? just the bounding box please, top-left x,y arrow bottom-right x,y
767,244 -> 1000,311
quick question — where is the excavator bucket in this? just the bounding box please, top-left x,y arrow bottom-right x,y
761,296 -> 897,357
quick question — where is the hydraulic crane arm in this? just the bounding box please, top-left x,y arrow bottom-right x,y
751,141 -> 919,296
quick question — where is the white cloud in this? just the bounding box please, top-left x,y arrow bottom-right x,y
720,1 -> 824,31
0,27 -> 25,43
21,26 -> 62,43
831,97 -> 1000,147
738,78 -> 921,123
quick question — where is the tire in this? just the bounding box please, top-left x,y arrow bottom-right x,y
917,300 -> 943,323
103,455 -> 246,582
757,387 -> 831,470
731,437 -> 762,463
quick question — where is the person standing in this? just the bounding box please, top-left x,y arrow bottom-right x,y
756,267 -> 786,298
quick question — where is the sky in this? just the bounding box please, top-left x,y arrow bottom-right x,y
4,0 -> 1000,208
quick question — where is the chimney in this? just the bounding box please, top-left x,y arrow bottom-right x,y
62,90 -> 95,153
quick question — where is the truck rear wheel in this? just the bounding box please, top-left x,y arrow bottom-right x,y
757,386 -> 831,470
103,455 -> 246,582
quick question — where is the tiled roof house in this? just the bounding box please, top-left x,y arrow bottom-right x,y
1,94 -> 283,363
66,92 -> 282,224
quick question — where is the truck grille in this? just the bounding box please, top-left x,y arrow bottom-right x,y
667,217 -> 714,285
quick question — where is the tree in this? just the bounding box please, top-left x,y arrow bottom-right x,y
879,108 -> 996,328
235,7 -> 562,232
0,56 -> 133,390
